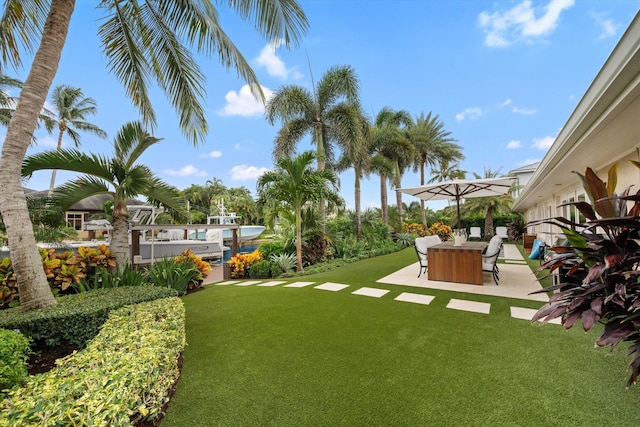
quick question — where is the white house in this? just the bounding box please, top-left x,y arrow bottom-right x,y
513,12 -> 640,244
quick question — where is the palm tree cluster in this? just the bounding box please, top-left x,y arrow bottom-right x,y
266,67 -> 465,237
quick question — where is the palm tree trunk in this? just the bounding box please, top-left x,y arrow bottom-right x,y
111,215 -> 130,267
395,172 -> 403,224
420,157 -> 427,227
48,129 -> 65,195
0,0 -> 75,311
354,168 -> 362,240
295,206 -> 303,272
315,125 -> 326,233
380,174 -> 388,224
485,203 -> 495,239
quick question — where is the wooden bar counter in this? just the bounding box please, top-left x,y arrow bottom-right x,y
427,241 -> 487,285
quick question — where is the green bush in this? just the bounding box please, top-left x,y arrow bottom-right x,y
249,260 -> 272,279
0,286 -> 177,349
0,297 -> 185,426
257,241 -> 286,259
270,263 -> 283,278
270,253 -> 296,272
145,258 -> 196,295
0,329 -> 31,396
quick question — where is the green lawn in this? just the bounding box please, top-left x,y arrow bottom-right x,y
161,248 -> 639,426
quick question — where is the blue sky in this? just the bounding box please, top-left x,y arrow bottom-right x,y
7,0 -> 640,212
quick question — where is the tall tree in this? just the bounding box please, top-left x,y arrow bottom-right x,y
47,84 -> 107,194
256,151 -> 342,272
1,0 -> 308,311
265,64 -> 360,228
428,159 -> 466,183
407,111 -> 463,227
335,104 -> 369,239
370,107 -> 413,225
23,121 -> 186,266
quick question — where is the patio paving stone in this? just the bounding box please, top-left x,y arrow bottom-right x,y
213,280 -> 236,286
315,282 -> 350,291
446,298 -> 491,314
235,280 -> 262,286
257,281 -> 286,287
352,287 -> 390,298
510,306 -> 562,324
394,292 -> 435,305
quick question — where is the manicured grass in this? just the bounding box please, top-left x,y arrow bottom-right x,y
161,249 -> 639,426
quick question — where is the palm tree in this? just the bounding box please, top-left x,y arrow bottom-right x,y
265,64 -> 361,228
462,167 -> 513,239
335,105 -> 369,239
47,84 -> 107,194
407,111 -> 463,227
23,121 -> 186,267
428,159 -> 466,183
256,151 -> 342,272
1,1 -> 308,311
370,107 -> 414,225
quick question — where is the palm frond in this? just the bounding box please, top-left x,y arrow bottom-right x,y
51,177 -> 112,211
22,148 -> 114,181
0,0 -> 48,69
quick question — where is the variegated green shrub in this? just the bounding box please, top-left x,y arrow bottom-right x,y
0,297 -> 185,426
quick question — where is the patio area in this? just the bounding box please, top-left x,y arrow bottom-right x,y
377,243 -> 549,302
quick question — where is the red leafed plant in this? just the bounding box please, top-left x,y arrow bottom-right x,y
532,162 -> 640,387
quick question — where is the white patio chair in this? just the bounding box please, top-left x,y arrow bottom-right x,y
414,235 -> 441,278
482,236 -> 503,285
468,227 -> 482,240
495,226 -> 508,240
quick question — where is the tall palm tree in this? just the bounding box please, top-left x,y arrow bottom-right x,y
335,104 -> 369,239
1,1 -> 308,311
23,121 -> 186,266
265,64 -> 360,228
47,84 -> 107,194
428,159 -> 466,183
407,111 -> 463,227
370,107 -> 414,225
257,151 -> 342,272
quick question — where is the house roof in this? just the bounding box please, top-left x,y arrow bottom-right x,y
513,12 -> 640,211
509,162 -> 539,175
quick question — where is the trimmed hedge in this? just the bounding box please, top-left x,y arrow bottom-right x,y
0,329 -> 31,396
0,297 -> 185,426
0,286 -> 177,348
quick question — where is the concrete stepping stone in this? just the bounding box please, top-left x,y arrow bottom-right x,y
315,282 -> 350,291
510,306 -> 562,324
352,287 -> 389,298
235,280 -> 262,286
394,292 -> 435,305
283,281 -> 315,288
446,298 -> 491,314
257,281 -> 286,287
214,280 -> 236,286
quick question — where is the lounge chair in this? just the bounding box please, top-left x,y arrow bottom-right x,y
495,226 -> 508,240
482,236 -> 503,285
414,235 -> 441,278
468,227 -> 482,240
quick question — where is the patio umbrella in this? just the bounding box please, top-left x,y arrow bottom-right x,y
398,176 -> 517,231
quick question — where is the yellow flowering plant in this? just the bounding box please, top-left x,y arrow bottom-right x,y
228,250 -> 263,279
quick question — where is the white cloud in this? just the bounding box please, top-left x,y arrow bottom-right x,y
36,135 -> 59,148
499,99 -> 512,108
456,107 -> 483,122
230,164 -> 269,181
507,140 -> 522,149
589,12 -> 620,40
200,150 -> 222,159
532,136 -> 555,150
512,106 -> 537,115
478,0 -> 575,47
219,84 -> 274,117
164,165 -> 208,177
255,41 -> 303,80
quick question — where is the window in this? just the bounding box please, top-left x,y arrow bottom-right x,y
66,213 -> 83,231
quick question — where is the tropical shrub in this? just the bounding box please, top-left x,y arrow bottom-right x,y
0,286 -> 177,349
145,258 -> 197,295
394,232 -> 414,248
0,329 -> 31,396
174,248 -> 211,290
0,297 -> 185,426
249,260 -> 272,278
302,232 -> 333,266
258,241 -> 286,259
532,163 -> 640,387
228,250 -> 263,279
428,221 -> 452,241
270,253 -> 297,272
403,222 -> 427,236
270,263 -> 283,278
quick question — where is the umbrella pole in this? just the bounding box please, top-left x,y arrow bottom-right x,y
456,195 -> 461,232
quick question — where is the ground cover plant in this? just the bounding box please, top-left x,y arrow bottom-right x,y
161,248 -> 639,426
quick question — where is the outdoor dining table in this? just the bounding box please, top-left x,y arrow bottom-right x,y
427,241 -> 488,285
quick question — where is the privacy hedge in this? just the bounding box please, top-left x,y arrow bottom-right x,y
0,286 -> 177,348
0,297 -> 185,426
